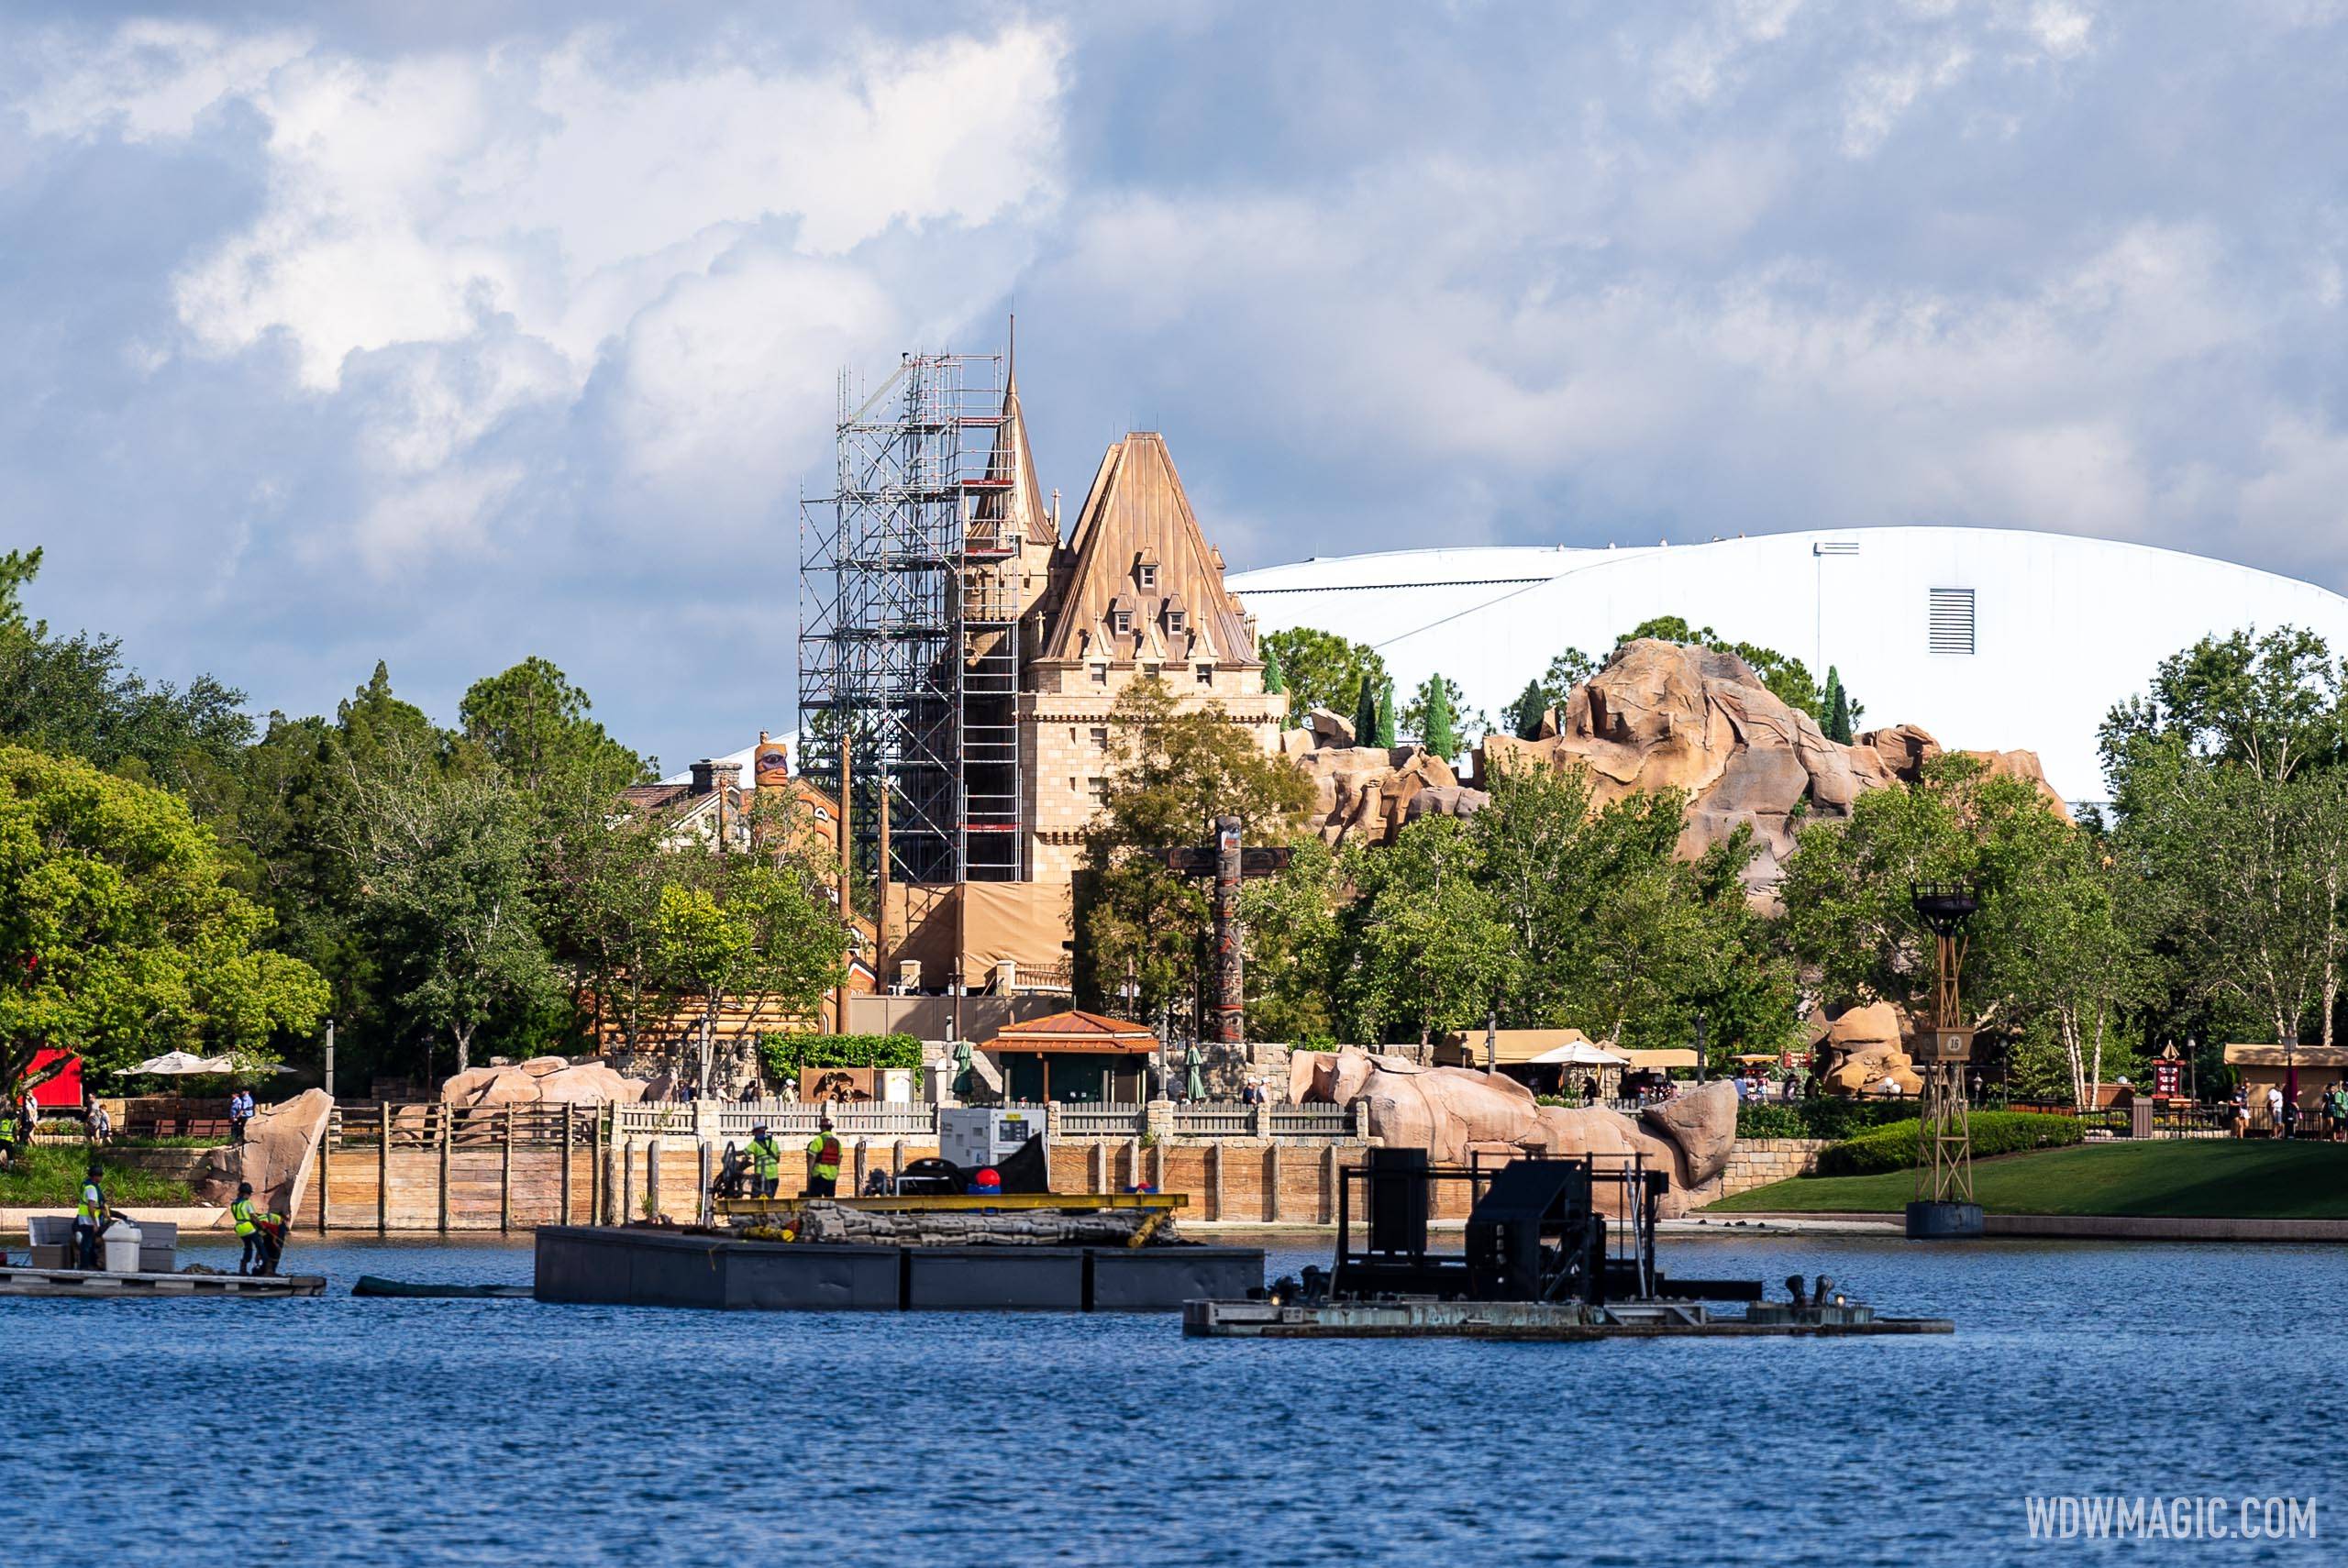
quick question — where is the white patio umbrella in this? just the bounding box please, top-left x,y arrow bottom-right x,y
128,1050 -> 217,1076
1523,1040 -> 1631,1068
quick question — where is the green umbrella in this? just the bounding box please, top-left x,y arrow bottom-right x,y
950,1039 -> 974,1099
1183,1041 -> 1205,1102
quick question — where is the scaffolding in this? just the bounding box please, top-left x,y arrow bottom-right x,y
798,350 -> 1025,889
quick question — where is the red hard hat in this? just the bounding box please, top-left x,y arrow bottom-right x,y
974,1167 -> 1001,1186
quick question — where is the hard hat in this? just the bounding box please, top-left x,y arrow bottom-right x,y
238,1181 -> 253,1196
751,1122 -> 769,1133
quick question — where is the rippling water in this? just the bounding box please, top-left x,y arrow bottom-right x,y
9,1231 -> 2343,1565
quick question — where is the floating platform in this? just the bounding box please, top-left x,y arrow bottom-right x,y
534,1224 -> 1262,1312
1183,1297 -> 1955,1340
0,1264 -> 325,1299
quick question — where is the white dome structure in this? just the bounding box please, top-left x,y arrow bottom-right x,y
1227,528 -> 2348,803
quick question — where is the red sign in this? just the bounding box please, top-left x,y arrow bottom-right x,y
2152,1058 -> 2183,1097
23,1048 -> 83,1108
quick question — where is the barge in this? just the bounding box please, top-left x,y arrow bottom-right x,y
535,1191 -> 1262,1312
1184,1148 -> 1952,1342
0,1264 -> 325,1299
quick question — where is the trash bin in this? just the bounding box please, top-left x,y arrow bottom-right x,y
103,1221 -> 143,1275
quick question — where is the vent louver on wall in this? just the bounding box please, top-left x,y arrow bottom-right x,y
1928,588 -> 1976,655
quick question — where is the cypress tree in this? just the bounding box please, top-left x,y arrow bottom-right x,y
1353,672 -> 1379,746
1375,678 -> 1399,748
1509,679 -> 1548,739
1262,644 -> 1289,724
1823,666 -> 1853,744
1421,675 -> 1457,759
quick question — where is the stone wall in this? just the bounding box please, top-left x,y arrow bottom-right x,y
1714,1137 -> 1831,1198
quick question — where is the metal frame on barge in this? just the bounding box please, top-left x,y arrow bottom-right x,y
1184,1148 -> 1953,1342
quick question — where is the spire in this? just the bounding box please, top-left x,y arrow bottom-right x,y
971,370 -> 1058,548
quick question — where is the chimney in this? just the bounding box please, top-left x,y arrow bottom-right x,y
689,758 -> 743,798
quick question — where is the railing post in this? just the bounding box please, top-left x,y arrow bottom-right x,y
592,1108 -> 605,1225
1206,1141 -> 1222,1222
1250,1102 -> 1270,1138
317,1098 -> 332,1235
437,1105 -> 451,1235
500,1107 -> 515,1234
648,1135 -> 662,1220
622,1136 -> 635,1223
561,1104 -> 574,1227
1266,1143 -> 1281,1223
1324,1143 -> 1338,1224
852,1138 -> 869,1196
377,1102 -> 391,1237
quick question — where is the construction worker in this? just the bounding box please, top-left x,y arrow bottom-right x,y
231,1181 -> 265,1275
805,1118 -> 842,1198
745,1122 -> 783,1199
73,1162 -> 109,1269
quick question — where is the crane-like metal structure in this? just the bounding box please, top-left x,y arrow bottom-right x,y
1907,882 -> 1983,1239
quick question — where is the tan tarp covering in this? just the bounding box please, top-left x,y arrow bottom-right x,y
1434,1028 -> 1608,1067
1622,1048 -> 1700,1070
2222,1044 -> 2348,1067
882,882 -> 1074,985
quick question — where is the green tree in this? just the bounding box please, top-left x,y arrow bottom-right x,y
1346,816 -> 1515,1045
1822,667 -> 1854,744
1237,834 -> 1344,1043
1374,678 -> 1398,748
333,741 -> 555,1077
1261,627 -> 1389,724
1352,674 -> 1379,749
1402,673 -> 1461,757
1260,641 -> 1289,723
1506,679 -> 1551,740
0,745 -> 327,1091
1076,679 -> 1314,1031
460,657 -> 651,800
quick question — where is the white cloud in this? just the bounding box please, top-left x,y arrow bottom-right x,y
14,18 -> 1067,572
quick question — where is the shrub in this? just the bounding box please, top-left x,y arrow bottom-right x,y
1811,1111 -> 2082,1177
759,1032 -> 924,1078
1734,1099 -> 1918,1140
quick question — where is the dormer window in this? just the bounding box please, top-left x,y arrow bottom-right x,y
1137,564 -> 1158,591
1112,607 -> 1134,635
1166,608 -> 1187,635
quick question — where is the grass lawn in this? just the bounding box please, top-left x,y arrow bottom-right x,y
1710,1139 -> 2348,1220
0,1144 -> 198,1208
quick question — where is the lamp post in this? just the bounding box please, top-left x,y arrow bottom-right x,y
1907,881 -> 1983,1240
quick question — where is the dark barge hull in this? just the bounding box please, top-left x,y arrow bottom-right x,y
533,1225 -> 1263,1312
1184,1297 -> 1954,1340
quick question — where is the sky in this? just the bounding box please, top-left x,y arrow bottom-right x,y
5,1 -> 2348,771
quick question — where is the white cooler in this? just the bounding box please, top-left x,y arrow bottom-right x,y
102,1221 -> 143,1274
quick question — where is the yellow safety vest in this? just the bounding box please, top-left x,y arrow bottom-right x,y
746,1136 -> 781,1179
231,1198 -> 257,1236
807,1133 -> 841,1179
76,1182 -> 104,1223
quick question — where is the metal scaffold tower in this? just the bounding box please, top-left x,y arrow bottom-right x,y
798,349 -> 1024,889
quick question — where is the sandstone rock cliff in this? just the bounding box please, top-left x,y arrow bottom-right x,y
1296,744 -> 1491,848
193,1088 -> 333,1215
1467,639 -> 2066,895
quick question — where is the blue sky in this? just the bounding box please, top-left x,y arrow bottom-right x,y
5,1 -> 2346,769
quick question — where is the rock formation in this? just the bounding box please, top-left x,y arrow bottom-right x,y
1292,1047 -> 1739,1215
193,1088 -> 332,1216
439,1056 -> 647,1108
1469,639 -> 2066,896
1296,743 -> 1491,848
1816,1001 -> 1921,1098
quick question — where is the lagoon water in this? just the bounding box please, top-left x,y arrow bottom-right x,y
8,1232 -> 2343,1565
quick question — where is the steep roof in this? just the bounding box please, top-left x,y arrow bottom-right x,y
1039,432 -> 1258,666
969,371 -> 1058,549
983,1010 -> 1160,1055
